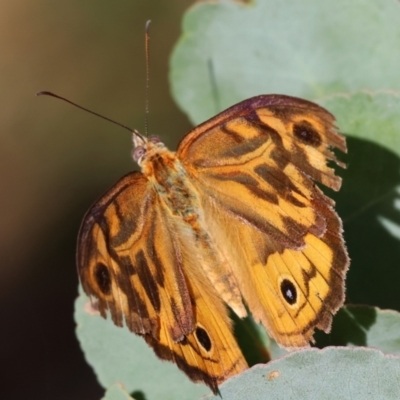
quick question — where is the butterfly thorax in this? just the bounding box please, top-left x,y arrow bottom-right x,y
140,143 -> 199,224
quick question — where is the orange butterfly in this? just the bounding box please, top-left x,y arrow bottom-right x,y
77,94 -> 348,393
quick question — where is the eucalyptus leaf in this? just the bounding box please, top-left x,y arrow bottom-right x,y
320,92 -> 400,310
170,0 -> 400,124
74,291 -> 210,400
316,305 -> 400,355
206,347 -> 400,400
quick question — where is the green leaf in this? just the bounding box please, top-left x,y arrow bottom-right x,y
74,290 -> 210,400
320,92 -> 400,310
316,306 -> 400,354
171,0 -> 400,124
206,348 -> 400,399
321,91 -> 400,157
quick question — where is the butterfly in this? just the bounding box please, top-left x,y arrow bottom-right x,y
77,94 -> 349,394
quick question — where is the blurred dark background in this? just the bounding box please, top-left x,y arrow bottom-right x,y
0,1 -> 193,399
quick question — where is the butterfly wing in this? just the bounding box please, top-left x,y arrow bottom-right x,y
77,171 -> 247,392
177,94 -> 349,348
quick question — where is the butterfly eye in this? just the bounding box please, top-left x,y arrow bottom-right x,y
132,146 -> 146,163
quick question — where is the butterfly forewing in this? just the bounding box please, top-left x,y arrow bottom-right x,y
77,172 -> 194,337
177,94 -> 349,347
77,171 -> 247,392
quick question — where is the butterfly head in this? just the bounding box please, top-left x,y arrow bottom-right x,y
131,132 -> 165,166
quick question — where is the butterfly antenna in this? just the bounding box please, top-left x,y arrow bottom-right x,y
144,20 -> 151,137
36,91 -> 145,142
207,58 -> 221,114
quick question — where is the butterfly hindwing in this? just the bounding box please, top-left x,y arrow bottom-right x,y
198,187 -> 347,347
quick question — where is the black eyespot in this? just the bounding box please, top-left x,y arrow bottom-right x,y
95,263 -> 111,295
195,326 -> 212,352
293,121 -> 322,147
132,146 -> 146,163
280,279 -> 297,305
